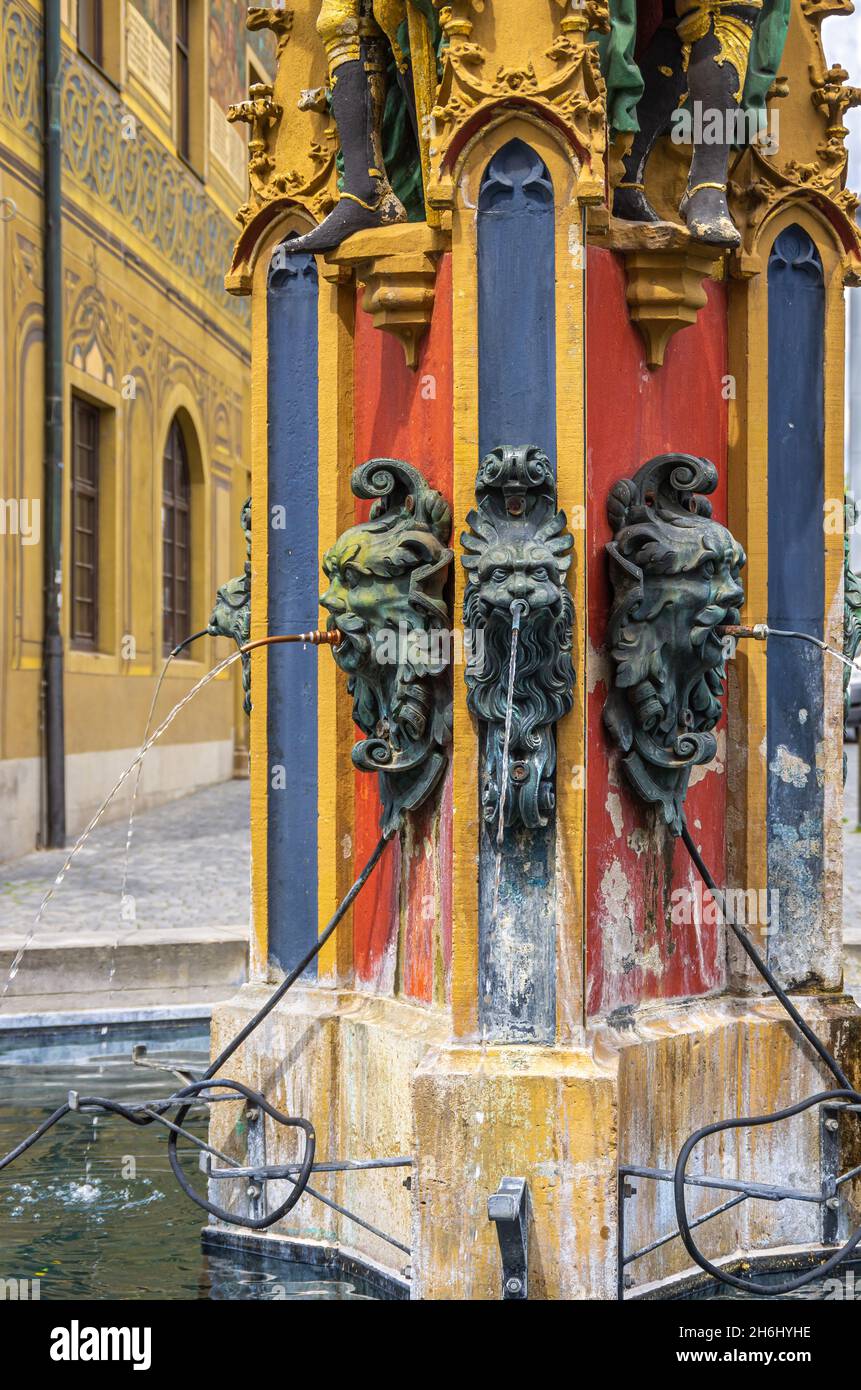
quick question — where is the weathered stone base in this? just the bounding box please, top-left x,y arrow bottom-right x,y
207,987 -> 861,1300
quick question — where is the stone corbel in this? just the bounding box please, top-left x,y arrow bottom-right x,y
325,224 -> 451,369
600,220 -> 723,370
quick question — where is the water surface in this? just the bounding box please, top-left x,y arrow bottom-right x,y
0,1023 -> 380,1300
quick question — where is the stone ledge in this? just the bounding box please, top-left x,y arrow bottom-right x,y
324,224 -> 451,369
589,216 -> 725,370
0,929 -> 248,1012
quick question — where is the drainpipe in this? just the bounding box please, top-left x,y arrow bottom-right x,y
42,0 -> 66,847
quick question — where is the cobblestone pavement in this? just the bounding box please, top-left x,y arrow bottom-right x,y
0,757 -> 857,947
0,780 -> 250,941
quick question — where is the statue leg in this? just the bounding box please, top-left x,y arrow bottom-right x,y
372,0 -> 419,145
677,1 -> 758,246
614,0 -> 687,225
282,0 -> 407,256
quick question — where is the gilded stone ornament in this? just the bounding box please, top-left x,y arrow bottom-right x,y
462,446 -> 575,834
246,6 -> 295,57
618,225 -> 721,368
725,4 -> 861,277
427,0 -> 608,209
208,499 -> 252,715
326,222 -> 447,367
321,459 -> 454,835
604,454 -> 745,836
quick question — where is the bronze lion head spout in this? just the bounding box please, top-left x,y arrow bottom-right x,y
462,446 -> 576,835
604,453 -> 746,836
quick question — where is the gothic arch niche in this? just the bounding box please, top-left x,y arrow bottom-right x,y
725,203 -> 846,994
265,234 -> 321,975
449,114 -> 587,1039
766,225 -> 828,987
477,139 -> 557,460
473,138 -> 560,1043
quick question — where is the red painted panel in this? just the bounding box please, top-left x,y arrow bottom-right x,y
402,795 -> 437,1003
586,246 -> 729,1017
353,771 -> 401,990
439,768 -> 453,987
352,254 -> 454,996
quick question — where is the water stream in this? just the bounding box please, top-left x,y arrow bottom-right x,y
1,648 -> 243,1001
0,1025 -> 389,1300
119,652 -> 176,926
490,602 -> 526,925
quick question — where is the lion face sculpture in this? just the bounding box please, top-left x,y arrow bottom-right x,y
604,453 -> 746,836
320,458 -> 453,835
462,446 -> 575,834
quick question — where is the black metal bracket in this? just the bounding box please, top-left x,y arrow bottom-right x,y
616,1101 -> 861,1298
487,1176 -> 529,1299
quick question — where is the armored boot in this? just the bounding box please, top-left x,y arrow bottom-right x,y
282,57 -> 406,256
677,3 -> 758,247
614,3 -> 687,225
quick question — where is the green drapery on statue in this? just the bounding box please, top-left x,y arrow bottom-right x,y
595,0 -> 791,134
335,0 -> 443,221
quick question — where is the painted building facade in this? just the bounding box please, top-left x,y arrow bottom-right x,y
0,0 -> 274,861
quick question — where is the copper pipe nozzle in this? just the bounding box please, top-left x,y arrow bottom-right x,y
716,624 -> 768,641
240,630 -> 341,655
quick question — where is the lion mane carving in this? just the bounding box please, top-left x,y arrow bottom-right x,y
604,453 -> 746,836
320,458 -> 454,836
462,446 -> 575,833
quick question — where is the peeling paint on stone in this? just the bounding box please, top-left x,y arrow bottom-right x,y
606,790 -> 624,839
599,859 -> 636,982
768,744 -> 811,788
587,636 -> 610,697
627,828 -> 649,857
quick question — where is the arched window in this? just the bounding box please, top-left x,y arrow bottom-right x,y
162,417 -> 191,656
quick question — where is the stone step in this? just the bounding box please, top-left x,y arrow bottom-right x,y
0,927 -> 248,1017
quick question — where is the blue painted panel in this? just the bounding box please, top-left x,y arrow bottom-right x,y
477,140 -> 557,1043
478,139 -> 557,465
267,248 -> 319,973
766,226 -> 825,984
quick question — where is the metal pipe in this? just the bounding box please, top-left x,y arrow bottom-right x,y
621,1163 -> 826,1206
240,630 -> 341,651
42,0 -> 66,847
621,1194 -> 747,1271
206,1156 -> 413,1179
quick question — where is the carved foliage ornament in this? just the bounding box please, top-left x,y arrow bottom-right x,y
428,0 -> 608,208
604,454 -> 745,836
321,459 -> 454,835
462,446 -> 575,833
